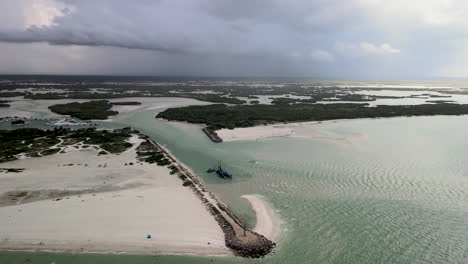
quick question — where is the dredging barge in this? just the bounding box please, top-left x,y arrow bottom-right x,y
207,163 -> 232,179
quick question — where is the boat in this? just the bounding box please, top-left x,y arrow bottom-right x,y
207,163 -> 232,179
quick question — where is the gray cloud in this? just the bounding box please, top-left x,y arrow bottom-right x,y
0,27 -> 183,53
0,0 -> 357,55
0,0 -> 467,78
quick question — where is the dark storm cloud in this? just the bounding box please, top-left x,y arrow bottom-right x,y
0,0 -> 466,78
0,27 -> 182,53
0,0 -> 203,53
0,0 -> 352,55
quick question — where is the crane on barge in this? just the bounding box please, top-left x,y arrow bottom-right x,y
206,163 -> 232,179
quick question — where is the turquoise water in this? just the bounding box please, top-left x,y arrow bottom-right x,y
1,108 -> 468,263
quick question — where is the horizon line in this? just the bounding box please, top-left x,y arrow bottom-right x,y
0,73 -> 468,82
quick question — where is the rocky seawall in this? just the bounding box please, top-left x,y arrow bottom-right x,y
202,128 -> 223,143
150,137 -> 276,258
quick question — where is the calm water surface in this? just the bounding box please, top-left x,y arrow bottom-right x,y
1,107 -> 468,264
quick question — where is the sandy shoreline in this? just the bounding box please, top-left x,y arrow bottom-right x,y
216,116 -> 447,143
217,120 -> 332,142
0,135 -> 228,256
157,143 -> 281,242
156,142 -> 277,257
217,125 -> 297,142
241,195 -> 281,241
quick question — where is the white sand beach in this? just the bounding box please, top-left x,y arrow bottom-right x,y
241,195 -> 280,241
217,120 -> 366,144
217,122 -> 324,142
0,135 -> 228,256
217,125 -> 295,142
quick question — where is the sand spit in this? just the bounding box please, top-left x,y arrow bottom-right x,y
217,121 -> 327,142
217,115 -> 468,143
0,135 -> 227,256
216,120 -> 366,143
241,195 -> 281,241
217,125 -> 295,142
155,144 -> 276,258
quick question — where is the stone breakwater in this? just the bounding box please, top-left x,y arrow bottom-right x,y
150,137 -> 276,258
202,128 -> 223,143
216,212 -> 276,258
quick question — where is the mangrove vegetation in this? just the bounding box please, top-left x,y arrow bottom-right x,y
157,103 -> 468,131
48,100 -> 118,120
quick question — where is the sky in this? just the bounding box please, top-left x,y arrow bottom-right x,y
0,0 -> 467,79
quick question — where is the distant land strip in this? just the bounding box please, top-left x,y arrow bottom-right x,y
157,103 -> 468,142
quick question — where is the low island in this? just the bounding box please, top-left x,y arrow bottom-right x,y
0,100 -> 10,107
110,101 -> 142,106
157,103 -> 468,142
48,100 -> 118,120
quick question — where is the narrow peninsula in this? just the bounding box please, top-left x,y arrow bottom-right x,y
0,127 -> 275,258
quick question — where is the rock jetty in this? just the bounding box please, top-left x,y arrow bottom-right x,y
202,127 -> 223,143
151,138 -> 276,257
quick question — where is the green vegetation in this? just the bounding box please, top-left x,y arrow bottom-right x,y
3,76 -> 466,108
110,101 -> 142,105
426,100 -> 456,104
144,153 -> 168,165
0,168 -> 25,173
101,143 -> 132,153
11,120 -> 25,125
25,92 -> 126,100
0,92 -> 24,97
40,148 -> 61,156
136,139 -> 172,166
271,97 -> 316,104
48,100 -> 118,120
80,129 -> 132,153
0,127 -> 132,163
0,128 -> 45,162
182,181 -> 193,187
168,164 -> 180,175
0,100 -> 10,107
429,94 -> 452,98
24,91 -> 246,104
157,103 -> 468,131
177,94 -> 245,104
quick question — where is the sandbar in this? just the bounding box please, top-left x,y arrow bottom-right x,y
241,194 -> 280,241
